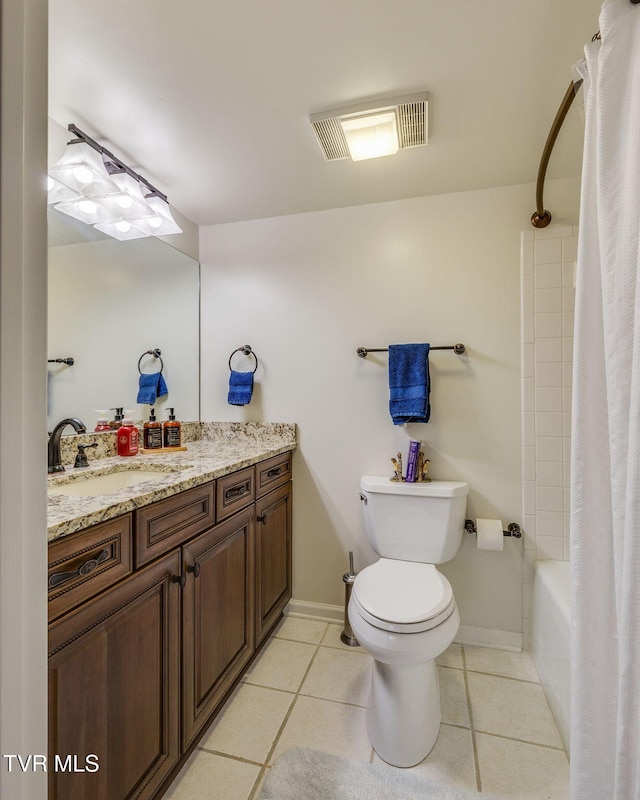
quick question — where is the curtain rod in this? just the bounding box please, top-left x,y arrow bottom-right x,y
530,29 -> 607,228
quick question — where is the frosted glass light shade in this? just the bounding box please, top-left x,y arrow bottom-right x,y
136,195 -> 183,236
340,111 -> 399,161
48,142 -> 119,198
99,172 -> 156,221
46,176 -> 81,205
94,218 -> 148,241
54,196 -> 118,225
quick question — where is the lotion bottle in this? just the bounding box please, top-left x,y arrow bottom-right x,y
163,408 -> 182,448
143,408 -> 163,450
117,411 -> 139,457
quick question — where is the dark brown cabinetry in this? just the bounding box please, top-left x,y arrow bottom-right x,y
182,507 -> 255,748
48,551 -> 181,800
48,451 -> 292,800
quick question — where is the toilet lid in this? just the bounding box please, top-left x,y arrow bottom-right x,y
352,560 -> 455,633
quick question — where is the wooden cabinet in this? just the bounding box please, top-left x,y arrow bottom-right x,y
48,551 -> 181,800
255,481 -> 292,644
182,507 -> 255,748
48,450 -> 292,800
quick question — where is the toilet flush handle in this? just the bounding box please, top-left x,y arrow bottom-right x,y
359,493 -> 367,504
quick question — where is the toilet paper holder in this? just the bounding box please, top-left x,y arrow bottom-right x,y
465,519 -> 522,538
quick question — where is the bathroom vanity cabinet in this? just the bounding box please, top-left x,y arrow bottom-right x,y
47,451 -> 292,800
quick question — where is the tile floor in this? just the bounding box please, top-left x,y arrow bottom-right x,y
164,617 -> 569,800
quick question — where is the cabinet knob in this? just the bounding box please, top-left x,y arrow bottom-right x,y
173,572 -> 187,588
187,562 -> 201,578
256,514 -> 267,524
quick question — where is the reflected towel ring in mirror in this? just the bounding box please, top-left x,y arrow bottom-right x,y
138,348 -> 164,374
228,345 -> 259,374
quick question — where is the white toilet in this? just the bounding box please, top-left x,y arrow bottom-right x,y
348,475 -> 469,768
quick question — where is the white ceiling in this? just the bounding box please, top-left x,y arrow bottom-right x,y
49,0 -> 602,226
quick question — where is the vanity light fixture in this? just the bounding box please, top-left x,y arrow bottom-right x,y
48,124 -> 182,240
309,92 -> 429,162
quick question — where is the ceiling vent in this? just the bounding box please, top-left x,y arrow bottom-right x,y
310,93 -> 429,162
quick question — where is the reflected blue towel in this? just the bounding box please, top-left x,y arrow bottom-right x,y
228,370 -> 254,406
388,343 -> 431,425
137,371 -> 169,405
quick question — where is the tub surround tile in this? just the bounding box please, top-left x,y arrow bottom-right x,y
47,422 -> 296,541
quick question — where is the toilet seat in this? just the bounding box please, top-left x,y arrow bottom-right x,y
352,559 -> 456,634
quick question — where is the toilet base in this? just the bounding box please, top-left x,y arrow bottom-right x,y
367,659 -> 441,768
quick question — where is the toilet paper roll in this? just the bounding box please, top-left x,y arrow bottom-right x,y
476,518 -> 504,551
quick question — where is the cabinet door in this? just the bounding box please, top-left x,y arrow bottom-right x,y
255,481 -> 292,644
48,551 -> 181,800
182,507 -> 255,748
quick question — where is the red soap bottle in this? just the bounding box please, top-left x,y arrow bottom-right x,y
117,411 -> 139,457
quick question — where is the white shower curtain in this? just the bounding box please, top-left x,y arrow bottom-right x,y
571,1 -> 640,798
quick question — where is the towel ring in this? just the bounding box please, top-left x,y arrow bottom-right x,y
138,348 -> 164,375
229,345 -> 259,374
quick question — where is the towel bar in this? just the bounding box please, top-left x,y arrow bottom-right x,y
357,343 -> 465,358
138,348 -> 163,374
229,345 -> 259,373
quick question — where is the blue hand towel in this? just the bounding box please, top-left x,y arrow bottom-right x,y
137,371 -> 169,405
388,343 -> 431,425
228,370 -> 254,406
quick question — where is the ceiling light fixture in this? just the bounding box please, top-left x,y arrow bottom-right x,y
309,92 -> 429,162
48,124 -> 182,240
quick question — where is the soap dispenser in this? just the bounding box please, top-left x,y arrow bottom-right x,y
110,407 -> 124,429
143,408 -> 163,450
117,411 -> 139,457
163,408 -> 182,448
94,410 -> 111,432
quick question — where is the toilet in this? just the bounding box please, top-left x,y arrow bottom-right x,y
348,475 -> 469,768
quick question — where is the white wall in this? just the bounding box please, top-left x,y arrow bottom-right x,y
200,177 -> 580,639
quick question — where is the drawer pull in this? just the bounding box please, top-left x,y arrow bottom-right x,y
267,466 -> 284,478
49,548 -> 110,589
224,482 -> 249,501
257,514 -> 267,524
187,562 -> 201,578
173,572 -> 187,588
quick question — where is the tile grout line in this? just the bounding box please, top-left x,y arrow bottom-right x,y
461,646 -> 483,793
247,624 -> 330,800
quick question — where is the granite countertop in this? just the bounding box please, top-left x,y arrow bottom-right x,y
47,422 -> 296,542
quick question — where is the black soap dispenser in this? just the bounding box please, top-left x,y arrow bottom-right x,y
163,408 -> 182,448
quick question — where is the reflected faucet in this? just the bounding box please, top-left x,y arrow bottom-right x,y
48,418 -> 87,474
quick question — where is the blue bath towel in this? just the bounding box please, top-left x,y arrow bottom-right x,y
137,371 -> 168,405
228,370 -> 254,406
388,343 -> 431,425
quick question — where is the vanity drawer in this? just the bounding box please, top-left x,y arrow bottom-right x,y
135,482 -> 215,567
216,467 -> 255,522
48,514 -> 133,621
256,452 -> 292,498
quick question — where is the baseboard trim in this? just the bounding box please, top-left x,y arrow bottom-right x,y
286,599 -> 344,624
287,600 -> 523,651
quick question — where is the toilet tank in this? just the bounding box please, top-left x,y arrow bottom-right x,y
360,476 -> 469,564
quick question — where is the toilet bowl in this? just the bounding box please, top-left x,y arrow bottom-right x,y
349,476 -> 468,768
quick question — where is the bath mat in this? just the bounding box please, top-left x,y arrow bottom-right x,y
259,748 -> 499,800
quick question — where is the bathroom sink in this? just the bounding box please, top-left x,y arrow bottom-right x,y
48,468 -> 180,497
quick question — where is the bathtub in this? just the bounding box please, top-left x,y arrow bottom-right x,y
531,560 -> 570,754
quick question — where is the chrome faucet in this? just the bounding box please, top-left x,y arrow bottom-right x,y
48,418 -> 87,473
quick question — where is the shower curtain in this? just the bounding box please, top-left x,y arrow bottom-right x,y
571,2 -> 640,798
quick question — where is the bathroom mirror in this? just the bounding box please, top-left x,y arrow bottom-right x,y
47,207 -> 200,432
